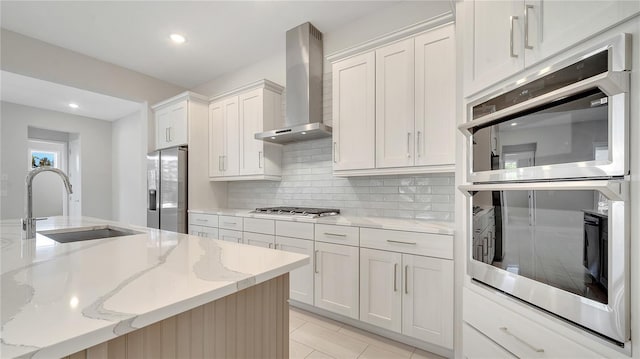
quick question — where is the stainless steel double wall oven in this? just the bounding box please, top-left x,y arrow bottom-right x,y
460,34 -> 631,344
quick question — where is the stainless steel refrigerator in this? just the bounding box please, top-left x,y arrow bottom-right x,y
147,146 -> 187,233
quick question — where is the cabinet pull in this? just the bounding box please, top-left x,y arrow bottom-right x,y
268,243 -> 273,249
404,265 -> 409,294
499,327 -> 544,353
196,218 -> 207,222
407,132 -> 411,158
524,5 -> 533,50
165,128 -> 169,142
323,232 -> 347,237
258,151 -> 263,168
387,239 -> 417,245
333,142 -> 337,163
393,263 -> 398,292
417,131 -> 422,157
169,127 -> 172,142
509,16 -> 519,58
237,238 -> 241,243
314,250 -> 320,273
219,156 -> 223,171
274,243 -> 279,250
223,222 -> 236,226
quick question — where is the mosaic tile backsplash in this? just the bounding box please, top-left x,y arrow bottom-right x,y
228,138 -> 455,221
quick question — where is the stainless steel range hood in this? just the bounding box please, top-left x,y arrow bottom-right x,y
255,22 -> 330,144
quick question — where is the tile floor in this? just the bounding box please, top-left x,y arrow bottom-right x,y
289,307 -> 446,359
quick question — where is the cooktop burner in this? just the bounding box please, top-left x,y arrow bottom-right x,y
253,206 -> 340,217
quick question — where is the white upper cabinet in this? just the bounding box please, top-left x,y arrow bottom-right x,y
153,92 -> 208,150
208,80 -> 283,181
331,23 -> 456,176
463,0 -> 640,96
375,38 -> 415,169
524,0 -> 640,66
332,51 -> 376,171
414,25 -> 456,167
209,96 -> 240,177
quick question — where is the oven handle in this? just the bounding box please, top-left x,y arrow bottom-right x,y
459,180 -> 628,202
458,70 -> 629,136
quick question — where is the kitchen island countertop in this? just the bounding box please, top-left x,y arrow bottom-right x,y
0,217 -> 308,358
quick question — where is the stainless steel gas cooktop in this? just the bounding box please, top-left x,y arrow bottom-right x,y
252,206 -> 340,218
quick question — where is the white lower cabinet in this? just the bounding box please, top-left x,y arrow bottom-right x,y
314,241 -> 359,319
276,236 -> 314,305
463,323 -> 516,359
244,231 -> 275,248
360,248 -> 402,332
189,225 -> 219,239
218,229 -> 243,243
360,248 -> 453,349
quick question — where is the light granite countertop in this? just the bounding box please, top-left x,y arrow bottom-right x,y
188,208 -> 455,235
0,217 -> 308,358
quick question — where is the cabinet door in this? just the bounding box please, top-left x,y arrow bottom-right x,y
188,224 -> 202,236
219,229 -> 243,243
169,100 -> 188,146
376,38 -> 415,168
524,0 -> 640,66
223,97 -> 240,176
463,0 -> 524,96
314,241 -> 359,319
414,25 -> 456,167
200,226 -> 219,239
156,107 -> 171,150
462,323 -> 517,359
244,232 -> 275,249
332,51 -> 376,171
276,236 -> 314,305
208,101 -> 226,177
360,248 -> 402,333
239,88 -> 264,176
402,254 -> 453,349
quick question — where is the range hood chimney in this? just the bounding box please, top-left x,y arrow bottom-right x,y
255,22 -> 330,144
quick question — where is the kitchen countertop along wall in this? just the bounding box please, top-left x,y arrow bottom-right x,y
228,138 -> 455,221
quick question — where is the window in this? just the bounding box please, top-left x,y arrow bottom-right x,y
31,151 -> 57,169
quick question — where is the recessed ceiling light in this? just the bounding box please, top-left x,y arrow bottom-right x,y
170,33 -> 186,44
271,136 -> 276,140
68,103 -> 79,109
510,122 -> 518,126
301,131 -> 307,135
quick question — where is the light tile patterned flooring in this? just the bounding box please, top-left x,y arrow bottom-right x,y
289,307 -> 446,359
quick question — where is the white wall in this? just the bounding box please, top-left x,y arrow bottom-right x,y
112,110 -> 146,226
1,102 -> 113,220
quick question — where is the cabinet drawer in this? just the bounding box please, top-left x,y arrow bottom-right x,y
219,229 -> 243,243
464,288 -> 602,358
189,213 -> 218,227
244,232 -> 275,248
219,216 -> 243,231
244,218 -> 275,235
360,228 -> 453,259
276,221 -> 314,240
463,323 -> 516,359
315,224 -> 359,246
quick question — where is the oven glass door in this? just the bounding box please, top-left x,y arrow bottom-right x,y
464,181 -> 628,343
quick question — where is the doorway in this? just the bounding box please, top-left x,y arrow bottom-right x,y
27,139 -> 68,217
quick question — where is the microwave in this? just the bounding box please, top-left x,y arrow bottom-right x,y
460,34 -> 632,345
459,34 -> 630,183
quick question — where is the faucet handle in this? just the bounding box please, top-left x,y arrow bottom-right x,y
21,217 -> 48,231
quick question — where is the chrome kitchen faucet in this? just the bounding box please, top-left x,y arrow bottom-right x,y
22,167 -> 73,239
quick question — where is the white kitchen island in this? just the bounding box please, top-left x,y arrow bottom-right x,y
0,217 -> 308,358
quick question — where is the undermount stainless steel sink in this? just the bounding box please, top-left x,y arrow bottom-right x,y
39,225 -> 142,243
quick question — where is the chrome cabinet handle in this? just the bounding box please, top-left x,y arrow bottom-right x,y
333,142 -> 337,163
195,218 -> 207,222
407,132 -> 411,158
268,243 -> 273,249
314,250 -> 320,273
524,5 -> 533,50
223,222 -> 236,226
169,127 -> 172,142
323,232 -> 347,237
223,155 -> 226,172
387,239 -> 417,245
237,238 -> 241,243
499,327 -> 544,353
510,16 -> 519,58
393,263 -> 398,292
165,128 -> 169,142
258,151 -> 263,168
404,265 -> 409,294
218,155 -> 223,171
417,131 -> 422,157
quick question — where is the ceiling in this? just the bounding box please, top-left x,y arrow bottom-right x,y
1,71 -> 142,121
0,1 -> 400,89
